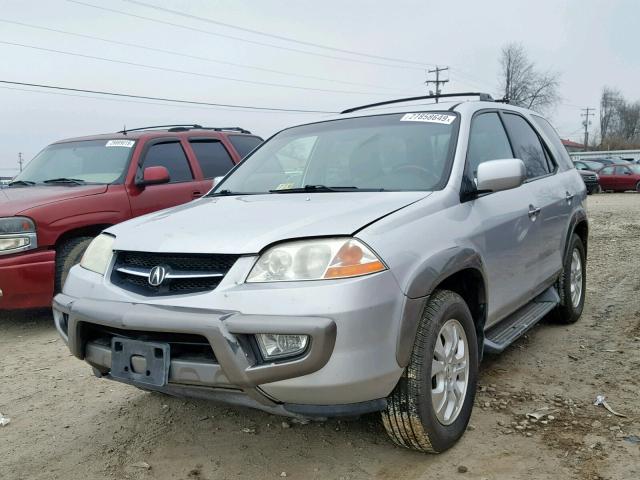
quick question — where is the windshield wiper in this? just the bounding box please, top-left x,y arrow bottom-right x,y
7,180 -> 36,186
270,185 -> 380,193
207,189 -> 257,197
42,177 -> 87,185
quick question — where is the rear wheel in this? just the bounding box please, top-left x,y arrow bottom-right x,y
382,290 -> 478,453
55,236 -> 93,293
552,234 -> 586,324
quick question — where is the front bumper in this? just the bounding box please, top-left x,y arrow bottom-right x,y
53,263 -> 410,416
0,250 -> 55,309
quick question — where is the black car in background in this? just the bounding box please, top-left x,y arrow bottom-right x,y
573,160 -> 601,194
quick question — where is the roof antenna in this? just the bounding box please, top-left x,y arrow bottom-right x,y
122,124 -> 127,135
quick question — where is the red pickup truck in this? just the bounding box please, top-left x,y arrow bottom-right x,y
0,125 -> 262,310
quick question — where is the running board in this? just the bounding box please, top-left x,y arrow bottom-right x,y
483,287 -> 559,354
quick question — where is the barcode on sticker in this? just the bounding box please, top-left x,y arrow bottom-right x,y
400,113 -> 456,124
106,140 -> 135,148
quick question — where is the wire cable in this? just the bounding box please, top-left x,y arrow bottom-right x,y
0,18 -> 402,91
122,0 -> 436,67
67,0 -> 428,71
0,40 -> 405,96
0,80 -> 339,113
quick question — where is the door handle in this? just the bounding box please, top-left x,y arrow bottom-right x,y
565,191 -> 574,203
192,191 -> 203,198
528,205 -> 541,219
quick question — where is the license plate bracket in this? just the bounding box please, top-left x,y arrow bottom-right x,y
110,338 -> 170,387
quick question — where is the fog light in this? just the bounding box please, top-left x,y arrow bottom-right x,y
256,334 -> 309,360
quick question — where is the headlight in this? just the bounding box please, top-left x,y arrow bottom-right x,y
246,238 -> 386,282
80,234 -> 115,276
0,217 -> 37,256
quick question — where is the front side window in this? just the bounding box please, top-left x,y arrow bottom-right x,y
213,112 -> 459,194
189,140 -> 234,178
12,139 -> 134,185
467,112 -> 513,176
614,166 -> 629,175
143,142 -> 193,183
502,113 -> 551,179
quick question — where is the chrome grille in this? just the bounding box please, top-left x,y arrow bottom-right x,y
110,251 -> 240,296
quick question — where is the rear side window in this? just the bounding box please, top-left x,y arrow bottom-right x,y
531,115 -> 573,170
467,112 -> 513,175
228,135 -> 263,158
143,141 -> 193,183
189,140 -> 235,178
502,114 -> 550,179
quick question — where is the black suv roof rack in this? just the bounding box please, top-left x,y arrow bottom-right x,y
118,124 -> 252,134
341,92 -> 495,114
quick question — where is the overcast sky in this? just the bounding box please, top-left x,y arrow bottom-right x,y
1,0 -> 639,175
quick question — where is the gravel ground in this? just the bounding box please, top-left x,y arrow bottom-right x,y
1,193 -> 639,480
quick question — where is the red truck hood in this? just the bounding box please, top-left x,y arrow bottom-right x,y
0,185 -> 108,216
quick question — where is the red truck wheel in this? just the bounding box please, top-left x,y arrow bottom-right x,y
55,236 -> 94,293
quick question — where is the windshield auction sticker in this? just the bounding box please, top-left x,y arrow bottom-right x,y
105,140 -> 135,148
400,113 -> 456,124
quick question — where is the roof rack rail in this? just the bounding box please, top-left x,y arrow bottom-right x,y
118,124 -> 252,134
341,92 -> 495,114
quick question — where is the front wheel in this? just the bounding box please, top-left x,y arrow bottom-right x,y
636,181 -> 640,193
55,236 -> 93,293
382,290 -> 478,453
552,234 -> 586,324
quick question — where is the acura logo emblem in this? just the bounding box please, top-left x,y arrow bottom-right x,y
148,265 -> 168,287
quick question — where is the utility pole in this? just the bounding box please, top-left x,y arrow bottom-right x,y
425,66 -> 449,103
581,108 -> 594,152
18,152 -> 23,172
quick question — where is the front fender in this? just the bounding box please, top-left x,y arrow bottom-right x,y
396,247 -> 486,367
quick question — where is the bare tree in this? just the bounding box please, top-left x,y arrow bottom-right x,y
498,43 -> 561,113
597,86 -> 640,149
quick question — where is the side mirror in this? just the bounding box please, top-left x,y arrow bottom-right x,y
213,176 -> 224,187
476,159 -> 526,193
141,166 -> 170,186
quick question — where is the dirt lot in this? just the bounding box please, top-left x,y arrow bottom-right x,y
1,193 -> 639,480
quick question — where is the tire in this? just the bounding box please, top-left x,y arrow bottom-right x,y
382,290 -> 478,453
55,236 -> 94,293
594,185 -> 602,194
552,234 -> 586,324
636,182 -> 640,193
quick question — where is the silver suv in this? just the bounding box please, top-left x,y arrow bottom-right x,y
54,94 -> 588,453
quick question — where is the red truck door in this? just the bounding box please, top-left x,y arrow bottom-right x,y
127,138 -> 202,217
616,165 -> 634,190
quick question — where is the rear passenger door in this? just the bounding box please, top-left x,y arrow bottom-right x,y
502,112 -> 568,290
616,166 -> 634,190
128,139 -> 199,217
188,138 -> 236,181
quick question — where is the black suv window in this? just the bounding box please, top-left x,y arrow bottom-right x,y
502,113 -> 551,179
143,141 -> 193,183
467,112 -> 513,175
189,140 -> 235,178
228,135 -> 263,158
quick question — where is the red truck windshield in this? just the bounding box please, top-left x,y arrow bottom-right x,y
12,139 -> 135,185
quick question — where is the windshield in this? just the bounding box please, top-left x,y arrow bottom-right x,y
213,112 -> 458,194
12,139 -> 135,185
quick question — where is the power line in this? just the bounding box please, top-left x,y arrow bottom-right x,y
0,40 -> 401,96
0,18 -> 401,91
67,0 -> 427,71
0,80 -> 339,113
122,0 -> 435,67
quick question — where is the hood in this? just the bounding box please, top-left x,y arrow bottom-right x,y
0,185 -> 108,216
109,191 -> 431,254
